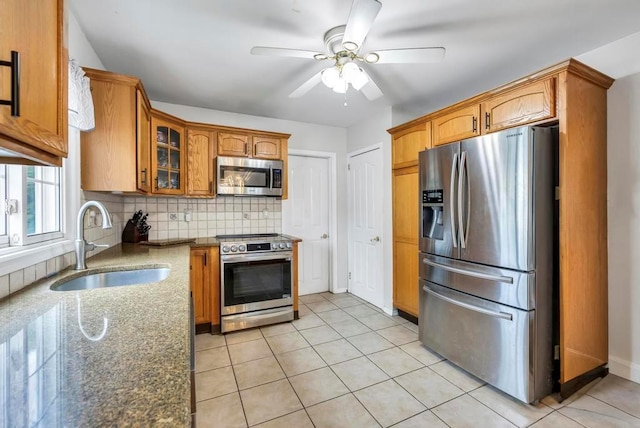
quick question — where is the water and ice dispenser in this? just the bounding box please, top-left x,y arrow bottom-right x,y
422,189 -> 444,240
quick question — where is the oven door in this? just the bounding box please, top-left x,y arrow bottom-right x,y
221,252 -> 293,315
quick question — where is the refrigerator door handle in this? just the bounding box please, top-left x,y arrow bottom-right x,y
422,257 -> 514,284
423,285 -> 513,321
450,152 -> 459,248
458,151 -> 470,248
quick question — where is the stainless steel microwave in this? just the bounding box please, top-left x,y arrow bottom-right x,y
216,156 -> 283,197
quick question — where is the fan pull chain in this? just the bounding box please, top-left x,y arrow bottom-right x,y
344,92 -> 348,107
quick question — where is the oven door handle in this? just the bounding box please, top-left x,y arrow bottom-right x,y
221,252 -> 293,263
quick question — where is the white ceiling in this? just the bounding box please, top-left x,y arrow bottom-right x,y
70,0 -> 640,128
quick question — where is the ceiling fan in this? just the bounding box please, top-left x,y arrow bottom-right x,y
250,0 -> 445,100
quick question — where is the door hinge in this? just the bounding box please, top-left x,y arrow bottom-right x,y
348,272 -> 352,280
555,186 -> 560,201
554,345 -> 560,360
348,164 -> 350,171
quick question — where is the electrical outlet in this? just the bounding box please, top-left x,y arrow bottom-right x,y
169,213 -> 178,221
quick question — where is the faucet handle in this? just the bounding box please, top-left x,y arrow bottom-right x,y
87,242 -> 109,252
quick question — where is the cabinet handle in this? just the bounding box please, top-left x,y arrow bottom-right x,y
0,51 -> 20,116
485,112 -> 490,130
203,252 -> 207,266
141,168 -> 148,185
472,116 -> 477,133
155,177 -> 159,190
209,181 -> 213,193
244,142 -> 248,155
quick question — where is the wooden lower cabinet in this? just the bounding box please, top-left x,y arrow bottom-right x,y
190,247 -> 220,332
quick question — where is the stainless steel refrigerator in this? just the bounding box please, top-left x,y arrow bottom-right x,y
418,125 -> 556,403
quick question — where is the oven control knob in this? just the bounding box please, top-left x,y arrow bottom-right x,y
279,243 -> 285,249
222,245 -> 230,253
230,245 -> 238,252
271,243 -> 278,250
238,244 -> 246,252
285,242 -> 292,249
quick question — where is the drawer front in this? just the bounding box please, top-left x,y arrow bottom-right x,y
419,280 -> 534,403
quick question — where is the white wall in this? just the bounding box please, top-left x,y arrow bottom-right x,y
346,107 -> 395,314
606,72 -> 640,383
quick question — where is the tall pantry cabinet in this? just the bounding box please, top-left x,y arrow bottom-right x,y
389,59 -> 613,397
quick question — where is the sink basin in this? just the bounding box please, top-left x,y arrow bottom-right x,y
51,267 -> 170,291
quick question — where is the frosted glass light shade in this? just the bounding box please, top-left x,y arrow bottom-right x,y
351,67 -> 369,90
342,62 -> 360,83
332,78 -> 348,93
321,67 -> 340,88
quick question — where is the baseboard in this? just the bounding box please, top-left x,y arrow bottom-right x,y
608,355 -> 640,383
332,287 -> 348,294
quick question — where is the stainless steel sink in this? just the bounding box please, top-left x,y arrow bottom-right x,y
51,267 -> 170,291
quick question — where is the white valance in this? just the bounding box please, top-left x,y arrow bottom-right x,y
68,59 -> 95,131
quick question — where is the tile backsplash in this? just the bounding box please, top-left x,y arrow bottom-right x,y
123,196 -> 282,241
1,193 -> 282,299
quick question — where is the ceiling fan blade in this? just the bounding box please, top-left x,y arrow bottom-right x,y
251,47 -> 322,60
342,0 -> 382,51
289,71 -> 323,98
359,68 -> 383,100
371,47 -> 446,64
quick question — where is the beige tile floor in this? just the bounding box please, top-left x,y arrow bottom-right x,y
195,292 -> 640,427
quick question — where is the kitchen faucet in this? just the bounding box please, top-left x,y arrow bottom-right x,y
75,201 -> 113,270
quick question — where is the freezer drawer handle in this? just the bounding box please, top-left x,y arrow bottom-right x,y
422,258 -> 513,284
423,285 -> 513,321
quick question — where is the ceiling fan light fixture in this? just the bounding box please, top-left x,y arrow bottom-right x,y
351,67 -> 369,90
364,52 -> 379,64
342,61 -> 360,83
332,77 -> 348,93
321,67 -> 340,88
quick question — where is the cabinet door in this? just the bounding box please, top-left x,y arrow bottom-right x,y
432,105 -> 480,147
482,78 -> 556,133
151,115 -> 185,195
218,133 -> 250,157
0,0 -> 67,165
190,248 -> 211,325
187,128 -> 215,196
392,122 -> 431,169
252,136 -> 281,159
136,91 -> 151,193
81,77 -> 138,192
393,167 -> 419,316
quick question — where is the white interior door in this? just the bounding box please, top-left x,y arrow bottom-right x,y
348,147 -> 383,307
282,154 -> 331,295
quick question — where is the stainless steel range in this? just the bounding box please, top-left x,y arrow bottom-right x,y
217,233 -> 294,333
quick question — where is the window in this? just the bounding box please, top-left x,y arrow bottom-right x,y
0,164 -> 63,249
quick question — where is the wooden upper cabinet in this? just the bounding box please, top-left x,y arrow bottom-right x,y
0,0 -> 67,166
252,136 -> 281,159
151,111 -> 185,195
392,122 -> 431,168
136,90 -> 151,193
81,69 -> 143,192
187,127 -> 216,196
432,104 -> 480,147
218,133 -> 250,157
482,78 -> 556,133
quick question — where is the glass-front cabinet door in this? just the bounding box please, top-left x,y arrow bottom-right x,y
151,114 -> 185,195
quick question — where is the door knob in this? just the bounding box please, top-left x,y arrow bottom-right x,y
321,233 -> 328,239
370,236 -> 380,243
